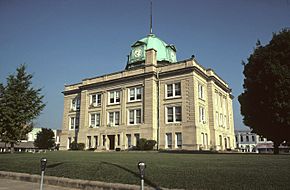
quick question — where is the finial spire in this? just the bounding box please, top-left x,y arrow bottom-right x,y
150,0 -> 153,34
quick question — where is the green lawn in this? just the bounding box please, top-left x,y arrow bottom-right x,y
0,151 -> 289,190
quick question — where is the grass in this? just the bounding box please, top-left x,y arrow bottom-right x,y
0,151 -> 289,190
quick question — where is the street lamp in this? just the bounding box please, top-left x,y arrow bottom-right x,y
137,161 -> 146,190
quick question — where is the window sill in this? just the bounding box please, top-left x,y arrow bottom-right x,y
127,99 -> 142,103
165,96 -> 181,100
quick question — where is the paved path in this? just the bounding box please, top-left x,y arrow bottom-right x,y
0,178 -> 80,190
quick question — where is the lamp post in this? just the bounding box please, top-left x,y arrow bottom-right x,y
40,158 -> 47,190
137,161 -> 146,190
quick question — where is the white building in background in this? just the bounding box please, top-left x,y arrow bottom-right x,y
23,127 -> 61,145
235,130 -> 272,153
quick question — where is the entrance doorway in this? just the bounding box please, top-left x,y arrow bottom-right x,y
108,135 -> 115,150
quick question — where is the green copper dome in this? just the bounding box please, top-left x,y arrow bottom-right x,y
127,34 -> 176,69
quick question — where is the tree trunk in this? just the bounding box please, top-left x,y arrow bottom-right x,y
10,142 -> 15,154
273,141 -> 279,154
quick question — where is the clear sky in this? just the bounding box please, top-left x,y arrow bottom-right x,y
0,0 -> 289,130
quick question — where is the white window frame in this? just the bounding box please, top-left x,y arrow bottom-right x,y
89,112 -> 100,128
199,106 -> 206,123
128,87 -> 142,102
128,109 -> 142,125
166,82 -> 181,98
108,91 -> 120,105
71,97 -> 80,111
108,111 -> 120,126
166,106 -> 182,123
165,133 -> 172,149
90,93 -> 101,107
175,133 -> 182,148
198,83 -> 204,100
69,116 -> 79,130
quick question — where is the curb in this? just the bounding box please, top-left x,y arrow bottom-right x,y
0,171 -> 150,190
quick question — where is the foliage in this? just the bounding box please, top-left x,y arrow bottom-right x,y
239,29 -> 290,154
0,151 -> 289,190
136,138 -> 156,150
0,65 -> 45,153
34,128 -> 55,149
69,141 -> 85,150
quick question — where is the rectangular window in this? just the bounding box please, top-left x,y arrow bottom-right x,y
166,133 -> 172,149
198,84 -> 204,99
219,113 -> 223,127
90,113 -> 100,127
94,136 -> 98,148
199,106 -> 205,123
87,136 -> 91,149
241,136 -> 244,142
71,97 -> 80,110
70,116 -> 79,130
219,135 -> 222,146
166,82 -> 181,98
129,109 -> 142,125
216,112 -> 219,126
127,134 -> 131,147
176,133 -> 182,148
252,135 -> 255,142
167,106 -> 182,123
224,115 -> 227,128
246,135 -> 249,142
129,87 -> 142,101
109,91 -> 120,104
90,93 -> 101,107
134,133 -> 140,146
108,111 -> 120,126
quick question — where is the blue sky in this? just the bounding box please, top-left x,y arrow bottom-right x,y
0,0 -> 289,130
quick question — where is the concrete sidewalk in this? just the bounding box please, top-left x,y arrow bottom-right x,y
0,178 -> 80,190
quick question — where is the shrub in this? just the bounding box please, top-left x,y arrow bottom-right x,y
136,138 -> 156,150
69,142 -> 85,151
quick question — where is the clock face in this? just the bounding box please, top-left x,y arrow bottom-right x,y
133,48 -> 142,58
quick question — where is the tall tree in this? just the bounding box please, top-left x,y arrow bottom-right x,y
238,29 -> 290,154
34,128 -> 55,149
0,65 -> 45,153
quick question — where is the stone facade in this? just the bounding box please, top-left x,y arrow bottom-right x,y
60,47 -> 235,151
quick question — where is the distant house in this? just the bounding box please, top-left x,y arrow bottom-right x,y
235,130 -> 289,153
0,128 -> 61,152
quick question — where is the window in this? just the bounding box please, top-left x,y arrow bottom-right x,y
167,106 -> 182,123
201,133 -> 205,145
102,135 -> 106,146
198,84 -> 204,99
129,109 -> 142,125
199,106 -> 205,123
90,93 -> 101,107
109,91 -> 120,104
87,136 -> 91,149
246,135 -> 249,142
219,113 -> 223,127
252,135 -> 255,142
166,133 -> 172,148
127,134 -> 131,147
240,135 -> 244,142
117,134 -> 120,146
94,136 -> 98,148
71,97 -> 80,110
215,112 -> 219,126
89,113 -> 100,127
129,87 -> 142,101
166,82 -> 181,98
175,133 -> 182,148
70,116 -> 79,130
224,115 -> 227,128
134,134 -> 140,146
108,111 -> 120,126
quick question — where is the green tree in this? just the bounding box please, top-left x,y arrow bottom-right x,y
0,65 -> 45,153
238,29 -> 290,154
34,128 -> 55,149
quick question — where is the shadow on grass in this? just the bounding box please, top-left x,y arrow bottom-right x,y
47,162 -> 64,168
101,161 -> 161,190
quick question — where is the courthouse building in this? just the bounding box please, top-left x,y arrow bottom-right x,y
60,33 -> 235,151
